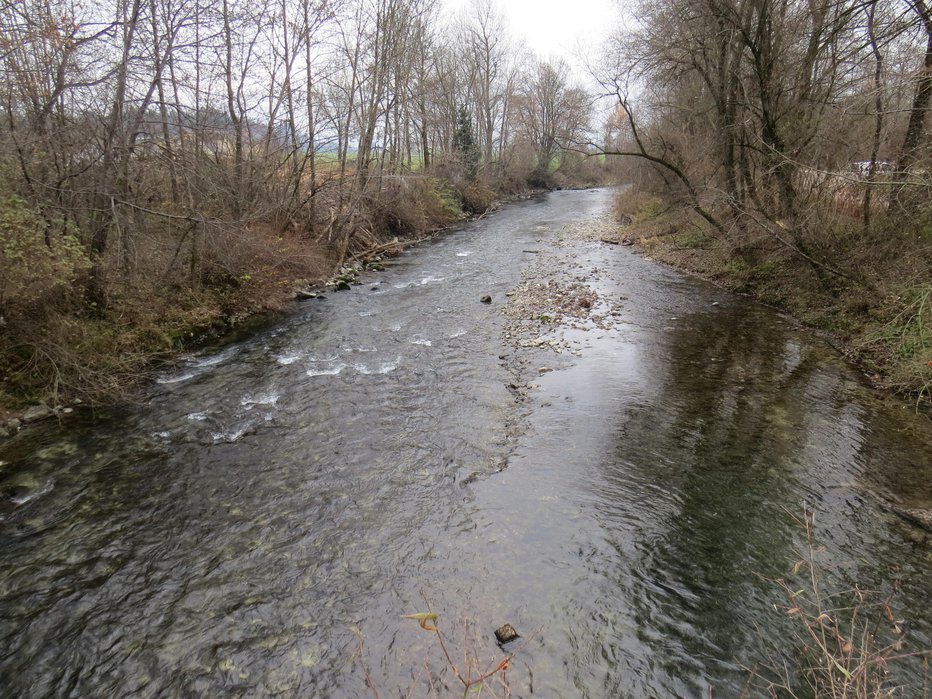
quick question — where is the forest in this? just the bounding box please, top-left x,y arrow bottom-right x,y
0,0 -> 605,412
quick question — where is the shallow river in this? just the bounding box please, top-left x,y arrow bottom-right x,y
1,189 -> 930,697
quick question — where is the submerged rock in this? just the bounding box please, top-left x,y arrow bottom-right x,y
494,624 -> 520,644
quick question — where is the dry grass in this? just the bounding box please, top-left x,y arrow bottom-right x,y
744,508 -> 930,698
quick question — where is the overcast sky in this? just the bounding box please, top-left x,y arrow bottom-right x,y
441,0 -> 623,72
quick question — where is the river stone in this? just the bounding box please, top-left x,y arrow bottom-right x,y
295,289 -> 317,300
494,624 -> 520,644
481,295 -> 492,304
335,281 -> 352,291
22,405 -> 52,423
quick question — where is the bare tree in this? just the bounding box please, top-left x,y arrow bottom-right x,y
517,58 -> 588,179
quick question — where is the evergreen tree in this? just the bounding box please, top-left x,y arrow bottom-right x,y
453,107 -> 480,179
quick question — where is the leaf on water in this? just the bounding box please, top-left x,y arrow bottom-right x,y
401,612 -> 439,631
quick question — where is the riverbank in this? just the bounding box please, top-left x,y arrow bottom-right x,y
603,191 -> 932,409
0,186 -> 555,439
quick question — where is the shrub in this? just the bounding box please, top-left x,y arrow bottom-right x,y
457,180 -> 497,214
368,176 -> 463,239
614,188 -> 666,224
0,195 -> 90,318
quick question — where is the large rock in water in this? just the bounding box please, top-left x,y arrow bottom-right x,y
22,405 -> 52,423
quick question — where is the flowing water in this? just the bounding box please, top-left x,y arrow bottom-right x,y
1,189 -> 930,697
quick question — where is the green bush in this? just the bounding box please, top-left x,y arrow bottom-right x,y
0,195 -> 90,315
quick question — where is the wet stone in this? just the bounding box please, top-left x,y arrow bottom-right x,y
22,405 -> 52,423
494,624 -> 520,644
481,295 -> 492,304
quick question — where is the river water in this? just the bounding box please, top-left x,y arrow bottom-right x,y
1,189 -> 930,697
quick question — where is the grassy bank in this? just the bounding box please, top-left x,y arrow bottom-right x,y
611,190 -> 932,406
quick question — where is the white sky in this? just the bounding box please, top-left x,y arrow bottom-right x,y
442,0 -> 622,73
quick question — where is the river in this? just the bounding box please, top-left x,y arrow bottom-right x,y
1,188 -> 930,697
